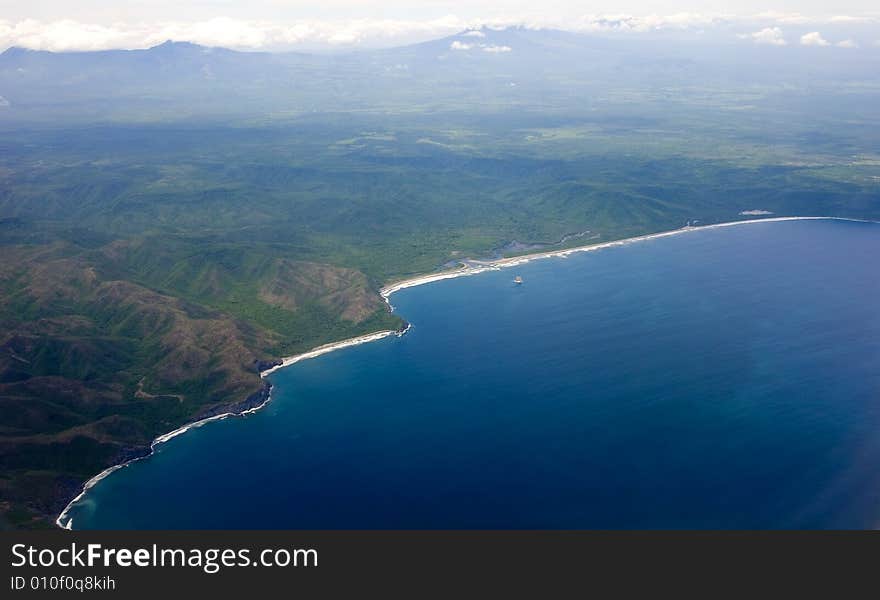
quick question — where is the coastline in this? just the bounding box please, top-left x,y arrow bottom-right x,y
55,329 -> 409,529
259,329 -> 403,377
54,214 -> 875,529
380,216 -> 876,304
54,382 -> 273,530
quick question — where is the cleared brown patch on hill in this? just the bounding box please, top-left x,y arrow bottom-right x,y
0,239 -> 399,528
0,244 -> 281,527
135,377 -> 183,401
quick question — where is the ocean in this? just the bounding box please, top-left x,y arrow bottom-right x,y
63,219 -> 880,529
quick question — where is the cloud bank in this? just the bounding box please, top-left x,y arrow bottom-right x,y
0,13 -> 877,52
0,16 -> 474,52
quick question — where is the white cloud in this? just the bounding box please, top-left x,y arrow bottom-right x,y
0,16 -> 477,51
461,30 -> 485,38
740,27 -> 786,46
800,31 -> 830,47
449,40 -> 512,54
836,39 -> 858,48
0,19 -> 141,52
154,17 -> 269,48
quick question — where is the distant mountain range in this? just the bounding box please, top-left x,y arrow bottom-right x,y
2,26 -> 877,123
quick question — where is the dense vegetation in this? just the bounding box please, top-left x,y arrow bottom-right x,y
1,28 -> 879,527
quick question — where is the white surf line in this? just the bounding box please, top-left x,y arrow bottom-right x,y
55,329 -> 405,529
380,264 -> 500,306
55,215 -> 876,529
54,410 -> 240,530
259,330 -> 400,377
380,216 -> 879,306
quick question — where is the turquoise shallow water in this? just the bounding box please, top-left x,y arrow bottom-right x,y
66,219 -> 880,529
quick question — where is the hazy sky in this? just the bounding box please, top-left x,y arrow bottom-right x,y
2,1 -> 879,21
1,1 -> 877,51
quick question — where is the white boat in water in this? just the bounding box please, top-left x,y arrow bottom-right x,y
514,276 -> 523,284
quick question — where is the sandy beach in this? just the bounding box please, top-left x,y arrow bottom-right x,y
380,216 -> 874,305
260,330 -> 400,377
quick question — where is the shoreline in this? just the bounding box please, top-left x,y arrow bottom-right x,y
55,329 -> 409,529
259,329 -> 403,377
380,216 -> 877,303
54,214 -> 875,529
55,383 -> 274,530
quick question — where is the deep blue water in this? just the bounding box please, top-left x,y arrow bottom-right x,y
66,219 -> 880,529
